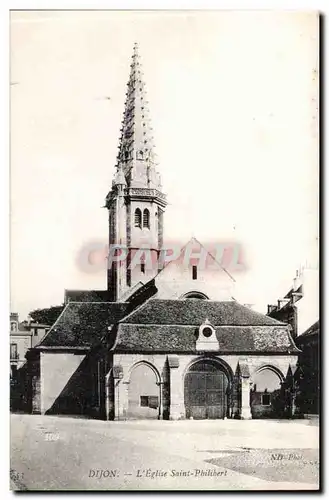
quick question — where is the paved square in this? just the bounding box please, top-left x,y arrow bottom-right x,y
10,414 -> 319,491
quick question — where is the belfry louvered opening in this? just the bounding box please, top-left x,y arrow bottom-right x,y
134,208 -> 142,228
143,209 -> 150,229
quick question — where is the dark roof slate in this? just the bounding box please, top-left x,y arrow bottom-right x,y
37,302 -> 130,348
121,299 -> 285,326
35,298 -> 297,354
114,324 -> 298,353
64,289 -> 110,303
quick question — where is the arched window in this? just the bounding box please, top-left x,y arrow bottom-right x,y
134,208 -> 142,228
182,291 -> 209,300
143,209 -> 150,229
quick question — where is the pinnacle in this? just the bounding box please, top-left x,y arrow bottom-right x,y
114,164 -> 127,187
113,44 -> 162,190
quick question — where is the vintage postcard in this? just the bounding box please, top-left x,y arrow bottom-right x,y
10,10 -> 319,491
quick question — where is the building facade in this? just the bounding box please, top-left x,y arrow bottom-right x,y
27,44 -> 300,421
10,313 -> 49,412
295,321 -> 320,415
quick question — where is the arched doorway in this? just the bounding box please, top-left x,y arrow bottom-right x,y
251,367 -> 283,418
184,359 -> 229,419
128,363 -> 160,419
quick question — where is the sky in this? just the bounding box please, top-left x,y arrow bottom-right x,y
10,10 -> 319,327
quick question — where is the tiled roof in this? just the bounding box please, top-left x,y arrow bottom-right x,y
120,299 -> 285,326
114,324 -> 298,353
64,289 -> 110,303
34,298 -> 297,354
113,299 -> 297,354
36,302 -> 130,349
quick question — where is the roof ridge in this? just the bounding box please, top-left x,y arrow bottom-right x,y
118,295 -> 155,324
152,237 -> 236,282
192,236 -> 236,283
120,323 -> 289,328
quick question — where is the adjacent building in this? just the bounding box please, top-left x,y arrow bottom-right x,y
295,321 -> 320,415
10,313 -> 49,411
267,272 -> 320,417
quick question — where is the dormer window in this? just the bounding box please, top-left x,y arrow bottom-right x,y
202,327 -> 213,338
196,320 -> 219,351
134,208 -> 142,228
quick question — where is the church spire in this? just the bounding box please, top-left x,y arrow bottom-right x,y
116,43 -> 161,189
105,44 -> 167,300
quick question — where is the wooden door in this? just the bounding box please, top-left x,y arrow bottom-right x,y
184,360 -> 228,419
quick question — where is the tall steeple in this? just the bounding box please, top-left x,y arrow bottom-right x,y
105,44 -> 167,301
116,42 -> 162,190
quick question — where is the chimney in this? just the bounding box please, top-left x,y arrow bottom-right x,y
278,298 -> 290,309
267,305 -> 277,314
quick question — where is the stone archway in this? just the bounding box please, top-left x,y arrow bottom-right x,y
251,366 -> 284,418
184,359 -> 230,419
127,362 -> 161,420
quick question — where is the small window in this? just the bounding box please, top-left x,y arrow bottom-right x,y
10,322 -> 17,332
137,150 -> 144,160
140,396 -> 148,407
192,265 -> 197,280
143,209 -> 150,229
141,263 -> 145,274
261,394 -> 271,406
34,328 -> 38,336
10,343 -> 18,360
134,208 -> 142,228
202,327 -> 213,338
140,395 -> 159,409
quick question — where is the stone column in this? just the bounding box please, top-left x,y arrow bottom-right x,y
113,364 -> 129,421
114,380 -> 129,420
157,381 -> 164,420
240,377 -> 252,420
105,373 -> 115,421
168,355 -> 185,420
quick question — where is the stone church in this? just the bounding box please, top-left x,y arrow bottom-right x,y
27,44 -> 300,420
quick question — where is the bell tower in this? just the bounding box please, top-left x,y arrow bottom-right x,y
105,43 -> 167,301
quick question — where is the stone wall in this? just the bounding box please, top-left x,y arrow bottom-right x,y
110,352 -> 298,420
40,352 -> 86,414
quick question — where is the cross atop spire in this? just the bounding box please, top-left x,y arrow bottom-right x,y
115,43 -> 161,190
